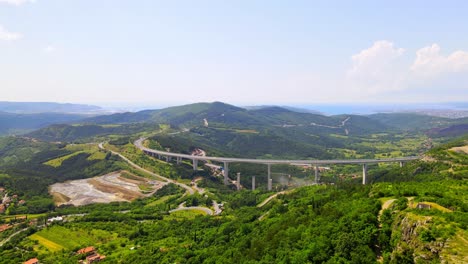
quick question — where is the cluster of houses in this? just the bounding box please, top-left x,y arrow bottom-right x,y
77,246 -> 106,263
0,187 -> 25,214
24,246 -> 106,264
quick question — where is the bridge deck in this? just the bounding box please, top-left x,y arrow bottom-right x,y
135,138 -> 420,165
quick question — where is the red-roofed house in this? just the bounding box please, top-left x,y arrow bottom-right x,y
23,258 -> 39,264
86,254 -> 106,263
77,246 -> 95,255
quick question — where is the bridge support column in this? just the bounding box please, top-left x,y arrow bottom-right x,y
267,164 -> 272,191
176,157 -> 181,165
236,173 -> 241,191
252,176 -> 255,191
192,159 -> 198,171
362,164 -> 368,185
399,161 -> 403,168
166,156 -> 171,162
157,154 -> 161,159
223,162 -> 229,185
314,166 -> 319,184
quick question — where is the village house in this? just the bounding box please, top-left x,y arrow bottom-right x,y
23,258 -> 39,264
416,203 -> 432,209
0,224 -> 12,232
77,246 -> 106,263
47,216 -> 63,223
77,246 -> 95,255
86,253 -> 106,263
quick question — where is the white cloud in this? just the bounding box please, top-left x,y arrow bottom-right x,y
344,41 -> 468,102
411,44 -> 468,77
43,45 -> 55,53
0,0 -> 35,5
346,40 -> 406,93
0,25 -> 22,41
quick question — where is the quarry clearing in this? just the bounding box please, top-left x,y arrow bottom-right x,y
50,171 -> 166,206
449,145 -> 468,154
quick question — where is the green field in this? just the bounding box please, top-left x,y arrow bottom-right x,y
165,209 -> 208,220
43,151 -> 85,167
43,144 -> 107,167
29,225 -> 120,253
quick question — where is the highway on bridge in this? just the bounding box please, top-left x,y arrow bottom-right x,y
134,138 -> 420,188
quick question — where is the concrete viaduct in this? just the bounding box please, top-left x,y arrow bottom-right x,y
134,138 -> 420,190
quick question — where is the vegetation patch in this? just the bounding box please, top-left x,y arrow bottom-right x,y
30,233 -> 64,252
29,225 -> 117,253
43,151 -> 85,167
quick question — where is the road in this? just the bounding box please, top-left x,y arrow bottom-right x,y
135,138 -> 420,166
257,191 -> 288,208
98,143 -> 194,195
0,227 -> 28,247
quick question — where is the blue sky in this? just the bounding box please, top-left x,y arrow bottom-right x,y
1,0 -> 468,106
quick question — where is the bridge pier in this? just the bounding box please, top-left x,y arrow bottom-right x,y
192,159 -> 198,171
166,156 -> 171,162
314,166 -> 319,184
176,157 -> 181,165
267,164 -> 272,191
362,164 -> 368,185
223,161 -> 229,185
157,154 -> 161,159
399,161 -> 403,168
236,172 -> 241,190
252,176 -> 255,190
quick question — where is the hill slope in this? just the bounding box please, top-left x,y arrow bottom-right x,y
0,112 -> 86,136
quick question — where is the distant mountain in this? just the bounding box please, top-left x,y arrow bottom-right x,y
367,113 -> 454,130
82,102 -> 386,134
84,102 -> 262,127
244,105 -> 323,115
0,101 -> 103,114
428,123 -> 468,137
0,111 -> 86,136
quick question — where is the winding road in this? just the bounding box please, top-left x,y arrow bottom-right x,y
169,202 -> 214,216
98,143 -> 194,195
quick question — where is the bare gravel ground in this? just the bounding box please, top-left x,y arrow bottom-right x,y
50,171 -> 165,206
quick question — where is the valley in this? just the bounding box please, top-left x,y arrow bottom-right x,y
0,102 -> 466,263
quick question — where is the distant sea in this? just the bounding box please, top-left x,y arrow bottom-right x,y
292,102 -> 468,115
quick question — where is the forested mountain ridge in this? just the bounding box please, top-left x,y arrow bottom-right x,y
0,111 -> 86,136
83,102 -> 386,132
0,101 -> 102,114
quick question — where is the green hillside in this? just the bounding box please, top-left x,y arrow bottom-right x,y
1,136 -> 466,263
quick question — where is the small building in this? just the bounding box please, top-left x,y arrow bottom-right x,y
0,224 -> 12,232
86,253 -> 106,263
23,258 -> 39,264
47,216 -> 63,223
416,203 -> 431,209
18,200 -> 26,206
77,246 -> 95,255
0,204 -> 5,214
